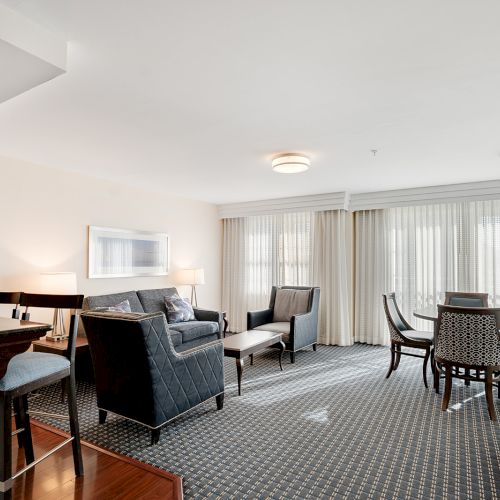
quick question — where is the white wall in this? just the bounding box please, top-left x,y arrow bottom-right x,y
0,155 -> 222,322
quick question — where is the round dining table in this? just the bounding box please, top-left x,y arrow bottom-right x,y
413,307 -> 439,322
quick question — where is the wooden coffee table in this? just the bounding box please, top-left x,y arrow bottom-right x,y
223,330 -> 285,396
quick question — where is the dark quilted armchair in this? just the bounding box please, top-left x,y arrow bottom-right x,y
80,310 -> 225,444
247,286 -> 320,363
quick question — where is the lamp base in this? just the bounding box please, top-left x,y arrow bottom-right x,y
46,308 -> 68,342
45,333 -> 68,342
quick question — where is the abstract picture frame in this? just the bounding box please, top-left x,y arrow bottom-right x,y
88,226 -> 169,278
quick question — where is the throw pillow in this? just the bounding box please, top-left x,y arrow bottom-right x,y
93,299 -> 132,313
164,294 -> 195,323
273,288 -> 310,322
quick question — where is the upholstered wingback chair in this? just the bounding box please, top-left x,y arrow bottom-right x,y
81,310 -> 225,444
247,286 -> 320,363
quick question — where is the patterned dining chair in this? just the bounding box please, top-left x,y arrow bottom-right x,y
434,304 -> 500,420
383,293 -> 434,388
444,292 -> 488,307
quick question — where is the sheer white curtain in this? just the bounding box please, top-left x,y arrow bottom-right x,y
222,212 -> 313,332
313,210 -> 353,345
354,200 -> 500,344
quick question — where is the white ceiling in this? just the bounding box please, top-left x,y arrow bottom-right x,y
0,0 -> 500,204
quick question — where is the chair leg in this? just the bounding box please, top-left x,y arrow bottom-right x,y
485,368 -> 497,421
430,348 -> 435,375
0,394 -> 12,496
442,364 -> 452,411
216,393 -> 224,410
312,343 -> 317,352
393,344 -> 402,371
151,429 -> 160,446
385,343 -> 395,379
290,352 -> 296,364
61,378 -> 67,403
434,360 -> 440,394
464,369 -> 471,387
19,395 -> 34,464
13,397 -> 23,448
422,347 -> 430,389
67,374 -> 83,476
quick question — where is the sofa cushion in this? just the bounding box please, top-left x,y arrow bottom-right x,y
254,322 -> 290,343
273,289 -> 310,322
164,294 -> 195,323
168,329 -> 182,348
83,291 -> 144,313
169,320 -> 219,343
137,287 -> 179,318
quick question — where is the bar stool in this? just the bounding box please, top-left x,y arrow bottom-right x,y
0,293 -> 84,497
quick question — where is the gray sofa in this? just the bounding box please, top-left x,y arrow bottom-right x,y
82,287 -> 223,352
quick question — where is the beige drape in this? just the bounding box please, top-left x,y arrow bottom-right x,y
312,210 -> 353,345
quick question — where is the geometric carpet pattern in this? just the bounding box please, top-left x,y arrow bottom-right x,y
29,344 -> 500,499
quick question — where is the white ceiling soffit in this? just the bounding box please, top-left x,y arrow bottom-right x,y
350,179 -> 500,211
0,3 -> 66,103
218,192 -> 350,219
219,179 -> 500,218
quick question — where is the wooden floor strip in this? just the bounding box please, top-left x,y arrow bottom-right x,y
10,420 -> 183,500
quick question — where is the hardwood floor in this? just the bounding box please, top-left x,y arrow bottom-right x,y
9,421 -> 183,500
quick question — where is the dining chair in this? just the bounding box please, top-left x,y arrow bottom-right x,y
444,291 -> 489,307
0,292 -> 22,319
0,293 -> 84,496
383,293 -> 434,388
434,304 -> 500,420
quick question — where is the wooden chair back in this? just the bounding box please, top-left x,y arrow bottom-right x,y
0,291 -> 22,319
19,293 -> 84,363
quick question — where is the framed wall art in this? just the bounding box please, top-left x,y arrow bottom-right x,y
88,226 -> 169,278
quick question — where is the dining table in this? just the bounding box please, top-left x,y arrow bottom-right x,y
0,317 -> 52,379
413,307 -> 439,323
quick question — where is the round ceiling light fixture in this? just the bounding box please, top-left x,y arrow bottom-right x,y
271,153 -> 310,174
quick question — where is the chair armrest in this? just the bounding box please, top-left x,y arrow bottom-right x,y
177,339 -> 223,357
193,308 -> 223,338
290,311 -> 318,349
247,308 -> 273,330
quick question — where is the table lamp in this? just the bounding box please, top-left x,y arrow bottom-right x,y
40,272 -> 77,341
177,268 -> 205,307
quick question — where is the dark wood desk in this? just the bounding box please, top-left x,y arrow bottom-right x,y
224,330 -> 284,396
0,318 -> 52,379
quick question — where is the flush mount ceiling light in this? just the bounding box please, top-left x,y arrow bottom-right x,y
272,153 -> 310,174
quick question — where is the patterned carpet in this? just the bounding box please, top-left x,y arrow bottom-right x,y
29,344 -> 500,499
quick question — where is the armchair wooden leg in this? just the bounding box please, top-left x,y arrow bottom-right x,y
442,364 -> 452,411
312,343 -> 317,352
290,352 -> 296,364
151,429 -> 160,446
485,368 -> 497,421
216,393 -> 224,410
464,369 -> 471,387
99,409 -> 107,424
422,347 -> 430,389
386,343 -> 395,379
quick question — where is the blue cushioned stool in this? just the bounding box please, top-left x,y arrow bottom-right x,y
0,293 -> 84,497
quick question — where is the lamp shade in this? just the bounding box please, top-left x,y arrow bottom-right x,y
177,268 -> 205,286
40,272 -> 77,294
